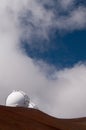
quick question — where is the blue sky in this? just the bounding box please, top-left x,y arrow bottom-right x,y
19,0 -> 86,70
22,30 -> 86,69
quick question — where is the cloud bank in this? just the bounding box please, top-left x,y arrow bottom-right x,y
0,0 -> 86,118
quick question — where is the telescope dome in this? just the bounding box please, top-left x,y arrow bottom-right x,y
6,90 -> 30,107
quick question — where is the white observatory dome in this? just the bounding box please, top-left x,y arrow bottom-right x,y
6,90 -> 30,108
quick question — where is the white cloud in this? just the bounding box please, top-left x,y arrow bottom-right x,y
58,0 -> 74,10
55,7 -> 86,32
0,0 -> 86,119
45,64 -> 86,118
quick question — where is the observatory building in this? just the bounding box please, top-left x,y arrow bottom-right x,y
6,90 -> 36,108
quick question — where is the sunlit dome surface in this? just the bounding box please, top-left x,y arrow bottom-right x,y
6,91 -> 30,107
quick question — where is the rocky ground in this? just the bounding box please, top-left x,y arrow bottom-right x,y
0,105 -> 86,130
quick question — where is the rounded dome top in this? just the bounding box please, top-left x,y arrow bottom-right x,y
6,90 -> 30,107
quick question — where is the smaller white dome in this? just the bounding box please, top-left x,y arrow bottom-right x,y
6,90 -> 30,107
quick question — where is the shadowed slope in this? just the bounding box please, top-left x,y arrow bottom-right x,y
0,106 -> 86,130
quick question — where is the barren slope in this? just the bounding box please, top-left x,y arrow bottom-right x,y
0,106 -> 86,130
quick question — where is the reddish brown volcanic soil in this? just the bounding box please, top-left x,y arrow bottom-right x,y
0,106 -> 86,130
